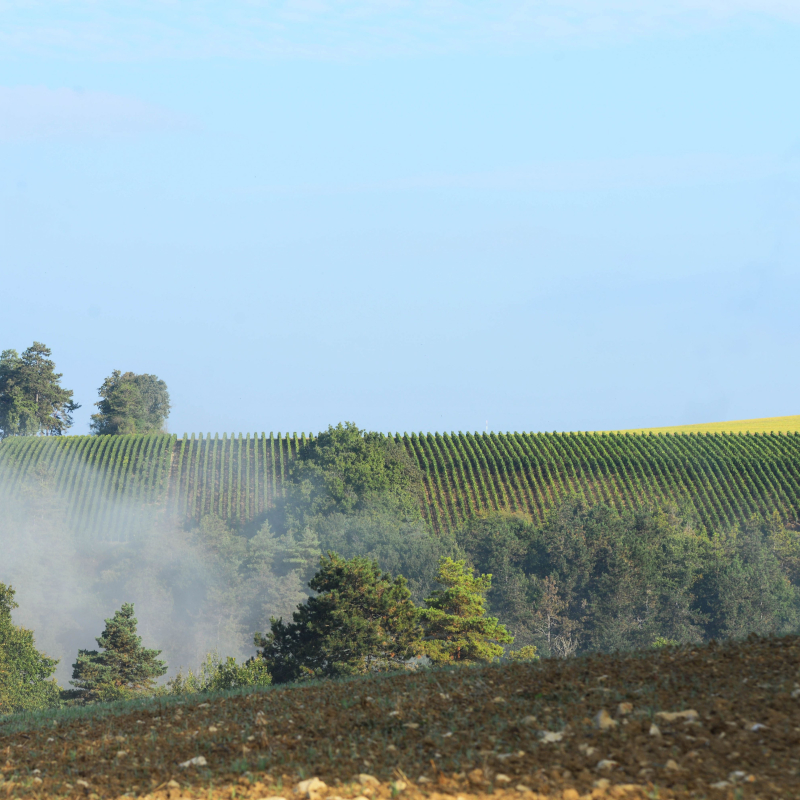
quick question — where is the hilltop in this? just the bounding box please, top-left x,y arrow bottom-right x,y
1,633 -> 798,799
609,414 -> 800,436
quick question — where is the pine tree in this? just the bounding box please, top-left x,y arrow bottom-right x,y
418,557 -> 513,665
70,603 -> 167,703
255,553 -> 420,683
0,583 -> 60,713
0,342 -> 80,438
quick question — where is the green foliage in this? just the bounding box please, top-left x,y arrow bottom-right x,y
507,645 -> 539,661
0,342 -> 79,438
284,422 -> 423,523
70,603 -> 167,703
699,517 -> 800,641
418,557 -> 513,665
267,421 -> 450,605
90,370 -> 171,435
186,515 -> 308,654
311,506 -> 461,603
0,584 -> 60,713
167,651 -> 271,695
457,500 -> 800,658
652,637 -> 679,648
255,553 -> 420,683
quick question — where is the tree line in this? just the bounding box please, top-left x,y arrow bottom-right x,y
2,422 -> 799,715
0,342 -> 170,438
0,550 -> 521,712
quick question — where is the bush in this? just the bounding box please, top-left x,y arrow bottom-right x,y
167,651 -> 272,694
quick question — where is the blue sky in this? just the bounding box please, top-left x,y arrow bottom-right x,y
1,2 -> 798,435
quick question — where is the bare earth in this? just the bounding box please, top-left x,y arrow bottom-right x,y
2,635 -> 799,799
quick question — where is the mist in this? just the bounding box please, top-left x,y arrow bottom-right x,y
0,463 -> 306,688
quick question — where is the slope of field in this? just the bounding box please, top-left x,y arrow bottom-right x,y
2,634 -> 798,799
611,414 -> 800,436
1,430 -> 799,539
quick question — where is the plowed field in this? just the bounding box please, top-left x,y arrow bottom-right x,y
2,635 -> 799,800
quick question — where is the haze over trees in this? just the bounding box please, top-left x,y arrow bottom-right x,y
0,343 -> 79,438
0,583 -> 60,713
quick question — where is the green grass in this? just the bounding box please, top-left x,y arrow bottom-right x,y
608,414 -> 800,435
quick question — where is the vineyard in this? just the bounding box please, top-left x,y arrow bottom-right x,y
1,430 -> 799,539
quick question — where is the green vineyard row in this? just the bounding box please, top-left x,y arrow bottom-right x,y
1,430 -> 799,540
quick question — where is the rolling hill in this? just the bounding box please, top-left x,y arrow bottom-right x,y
1,429 -> 799,539
2,633 -> 799,798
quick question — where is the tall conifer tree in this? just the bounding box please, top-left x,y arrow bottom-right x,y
418,557 -> 513,664
70,604 -> 167,702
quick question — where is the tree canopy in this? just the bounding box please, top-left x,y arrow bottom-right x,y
167,650 -> 272,694
70,603 -> 167,703
0,583 -> 60,713
283,422 -> 423,523
255,552 -> 420,683
418,557 -> 513,665
455,500 -> 800,658
0,342 -> 79,438
90,370 -> 171,435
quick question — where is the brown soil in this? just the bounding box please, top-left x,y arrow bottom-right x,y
2,635 -> 799,799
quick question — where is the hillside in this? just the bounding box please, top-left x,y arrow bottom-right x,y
611,414 -> 800,435
1,430 -> 799,539
1,634 -> 798,799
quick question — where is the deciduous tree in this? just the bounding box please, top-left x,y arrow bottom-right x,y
0,583 -> 60,713
90,370 -> 170,435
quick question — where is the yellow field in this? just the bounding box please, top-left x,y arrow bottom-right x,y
607,414 -> 800,435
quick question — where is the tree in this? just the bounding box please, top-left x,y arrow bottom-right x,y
0,583 -> 60,713
167,650 -> 272,695
0,342 -> 79,438
254,553 -> 420,683
90,370 -> 170,435
312,504 -> 461,603
700,519 -> 799,641
585,504 -> 705,652
418,557 -> 513,665
69,603 -> 167,702
283,422 -> 423,523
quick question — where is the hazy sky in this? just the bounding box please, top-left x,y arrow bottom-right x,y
2,2 -> 798,435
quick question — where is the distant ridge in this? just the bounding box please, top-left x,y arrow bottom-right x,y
610,414 -> 800,435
